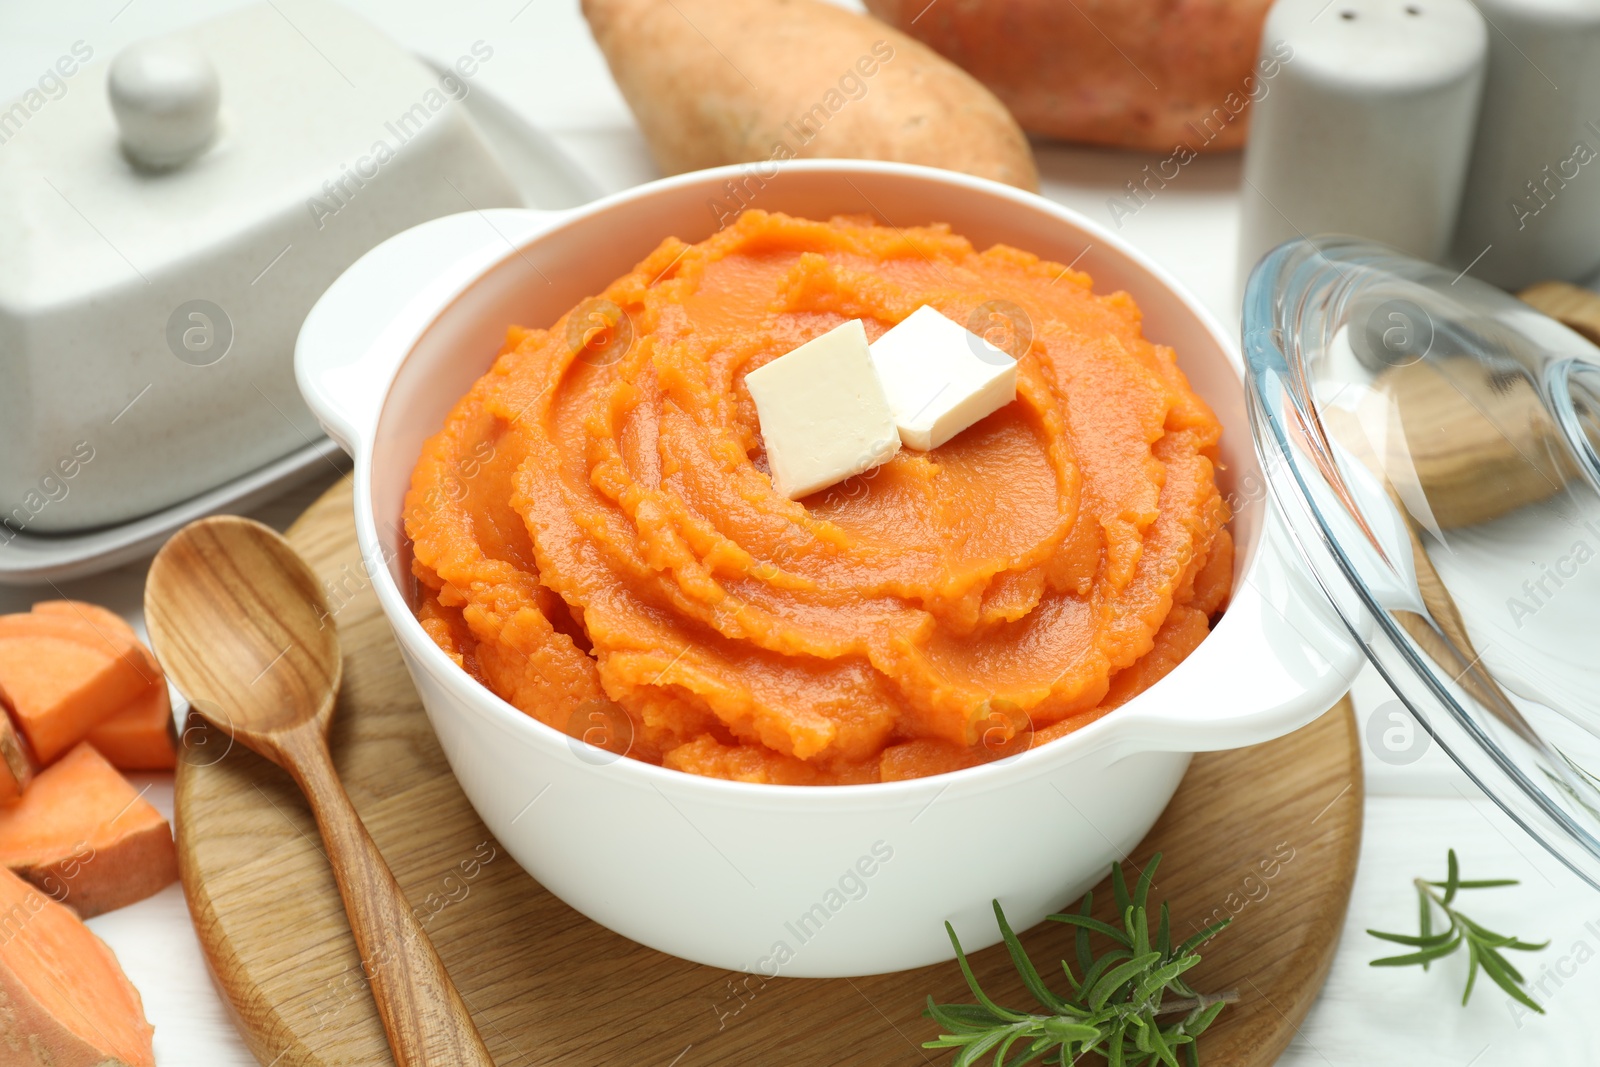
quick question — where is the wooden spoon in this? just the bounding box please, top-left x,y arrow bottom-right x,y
144,515 -> 494,1067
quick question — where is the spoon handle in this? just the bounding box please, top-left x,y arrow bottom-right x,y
281,726 -> 495,1066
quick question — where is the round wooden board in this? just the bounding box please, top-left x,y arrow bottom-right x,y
175,475 -> 1363,1067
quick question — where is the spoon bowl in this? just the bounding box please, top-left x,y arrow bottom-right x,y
145,516 -> 339,744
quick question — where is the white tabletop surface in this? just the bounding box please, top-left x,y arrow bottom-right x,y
2,2 -> 1596,1064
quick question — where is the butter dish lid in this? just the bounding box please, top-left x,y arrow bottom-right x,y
0,0 -> 526,314
1244,237 -> 1600,886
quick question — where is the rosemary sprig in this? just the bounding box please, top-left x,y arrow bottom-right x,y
1367,848 -> 1548,1014
923,853 -> 1237,1067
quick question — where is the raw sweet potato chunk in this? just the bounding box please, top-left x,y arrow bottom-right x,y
0,866 -> 154,1066
0,611 -> 157,764
28,602 -> 176,771
28,601 -> 156,672
86,688 -> 177,773
0,744 -> 177,918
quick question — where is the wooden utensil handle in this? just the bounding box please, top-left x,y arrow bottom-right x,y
283,727 -> 495,1067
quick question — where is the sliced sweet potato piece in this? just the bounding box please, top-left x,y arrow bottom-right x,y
86,687 -> 177,773
28,601 -> 161,679
0,614 -> 156,764
0,744 -> 177,918
0,683 -> 37,804
0,866 -> 155,1066
28,601 -> 152,659
28,602 -> 175,772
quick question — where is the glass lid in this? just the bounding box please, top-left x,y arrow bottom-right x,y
1244,237 -> 1600,888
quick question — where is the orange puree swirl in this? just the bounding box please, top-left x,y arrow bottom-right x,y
405,211 -> 1233,785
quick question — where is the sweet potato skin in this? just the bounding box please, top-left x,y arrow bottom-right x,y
865,0 -> 1274,152
0,685 -> 37,804
583,0 -> 1038,190
11,821 -> 178,920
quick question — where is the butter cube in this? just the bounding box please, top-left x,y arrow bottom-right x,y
868,305 -> 1018,450
745,320 -> 901,500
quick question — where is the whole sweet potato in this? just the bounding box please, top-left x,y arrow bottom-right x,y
865,0 -> 1277,152
583,0 -> 1038,190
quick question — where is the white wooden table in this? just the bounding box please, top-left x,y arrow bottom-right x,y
2,2 -> 1595,1063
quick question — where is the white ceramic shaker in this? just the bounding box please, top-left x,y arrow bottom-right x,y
1450,0 -> 1600,290
1237,0 -> 1487,295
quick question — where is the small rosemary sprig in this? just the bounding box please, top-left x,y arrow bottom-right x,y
923,853 -> 1237,1067
1367,848 -> 1548,1014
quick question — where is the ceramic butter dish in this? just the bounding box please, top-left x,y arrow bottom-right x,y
0,0 -> 520,534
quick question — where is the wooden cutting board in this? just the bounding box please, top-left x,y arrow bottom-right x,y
174,475 -> 1362,1067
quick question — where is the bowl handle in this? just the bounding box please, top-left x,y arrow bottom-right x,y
295,208 -> 567,454
1101,504 -> 1367,756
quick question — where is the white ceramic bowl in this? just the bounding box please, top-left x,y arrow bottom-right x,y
295,161 -> 1360,978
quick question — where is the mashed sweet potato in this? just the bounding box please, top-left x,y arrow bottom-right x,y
405,211 -> 1232,785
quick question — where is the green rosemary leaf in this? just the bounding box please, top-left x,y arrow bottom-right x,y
1059,959 -> 1080,995
1462,939 -> 1480,1006
1039,1017 -> 1100,1044
1457,924 -> 1516,950
1134,854 -> 1160,913
1079,949 -> 1134,994
993,902 -> 1068,1014
926,999 -> 1008,1031
1047,912 -> 1134,948
1143,1009 -> 1176,1067
1107,1020 -> 1128,1067
1174,917 -> 1232,958
1005,1040 -> 1054,1067
1478,948 -> 1544,1014
1131,957 -> 1200,1007
1184,1000 -> 1228,1034
1131,905 -> 1151,958
1428,878 -> 1520,889
1157,902 -> 1173,957
967,1025 -> 1021,1065
1442,849 -> 1460,905
1129,1012 -> 1152,1054
1088,952 -> 1163,1011
1166,975 -> 1199,1001
1479,944 -> 1524,985
1370,934 -> 1463,967
1456,915 -> 1545,952
1366,928 -> 1458,948
1418,885 -> 1433,971
993,1027 -> 1035,1067
944,922 -> 1030,1023
1075,891 -> 1096,977
1112,862 -> 1132,916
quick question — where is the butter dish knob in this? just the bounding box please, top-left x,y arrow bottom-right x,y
108,38 -> 220,169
